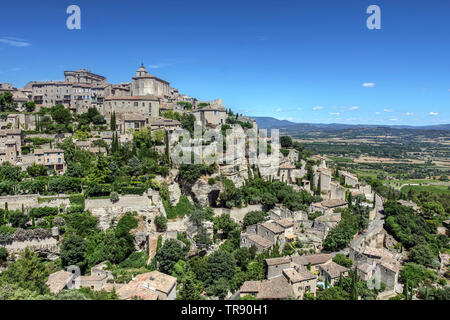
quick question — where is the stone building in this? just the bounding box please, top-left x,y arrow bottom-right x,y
46,270 -> 76,294
310,199 -> 348,214
339,170 -> 359,188
33,148 -> 66,174
131,65 -> 170,97
278,162 -> 297,184
317,261 -> 349,285
119,113 -> 148,133
64,69 -> 107,85
240,255 -> 320,300
313,168 -> 332,191
193,103 -> 227,128
103,95 -> 160,119
150,118 -> 181,131
117,271 -> 177,300
349,246 -> 401,291
0,129 -> 23,164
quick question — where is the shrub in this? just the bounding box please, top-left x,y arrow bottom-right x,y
0,247 -> 8,263
29,206 -> 59,219
110,191 -> 119,203
155,215 -> 168,231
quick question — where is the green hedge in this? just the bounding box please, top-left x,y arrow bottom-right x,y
29,206 -> 59,218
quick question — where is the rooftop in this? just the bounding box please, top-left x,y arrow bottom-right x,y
291,253 -> 332,266
318,261 -> 349,278
265,257 -> 291,266
321,199 -> 348,208
283,265 -> 316,283
46,270 -> 73,294
274,218 -> 294,228
243,233 -> 273,248
260,221 -> 285,234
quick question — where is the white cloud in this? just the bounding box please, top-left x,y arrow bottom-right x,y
275,108 -> 283,113
362,82 -> 376,88
330,112 -> 340,116
375,112 -> 380,115
429,112 -> 439,116
389,118 -> 398,121
312,106 -> 323,111
348,106 -> 360,111
384,108 -> 393,113
0,37 -> 31,47
296,107 -> 304,111
148,63 -> 170,69
404,112 -> 414,116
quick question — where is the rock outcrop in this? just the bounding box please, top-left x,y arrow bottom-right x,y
191,178 -> 222,207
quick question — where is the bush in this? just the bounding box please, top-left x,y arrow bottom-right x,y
110,191 -> 119,203
332,254 -> 353,268
0,247 -> 8,263
242,211 -> 268,228
120,186 -> 146,195
155,215 -> 168,231
29,206 -> 59,219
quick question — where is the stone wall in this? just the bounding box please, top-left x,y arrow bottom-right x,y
0,194 -> 38,211
213,204 -> 264,224
85,194 -> 156,230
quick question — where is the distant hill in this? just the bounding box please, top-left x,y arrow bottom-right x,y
251,116 -> 450,131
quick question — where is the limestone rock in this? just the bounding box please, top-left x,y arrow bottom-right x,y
191,178 -> 222,207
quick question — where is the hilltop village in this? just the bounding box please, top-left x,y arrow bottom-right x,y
0,67 -> 448,301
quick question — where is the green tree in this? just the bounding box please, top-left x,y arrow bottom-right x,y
24,101 -> 36,112
242,211 -> 268,228
0,247 -> 8,263
177,271 -> 204,300
156,239 -> 186,274
50,104 -> 72,124
332,253 -> 353,268
0,248 -> 49,294
110,112 -> 116,131
60,232 -> 87,270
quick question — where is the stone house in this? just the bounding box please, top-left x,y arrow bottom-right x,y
77,274 -> 108,291
120,113 -> 148,133
116,271 -> 177,300
33,148 -> 66,174
278,162 -> 297,184
310,199 -> 348,215
313,168 -> 332,191
282,263 -> 317,299
240,256 -> 318,300
349,246 -> 401,291
317,261 -> 349,285
339,170 -> 359,188
103,95 -> 160,119
193,104 -> 227,128
150,118 -> 181,131
239,276 -> 295,300
46,270 -> 76,294
240,233 -> 273,253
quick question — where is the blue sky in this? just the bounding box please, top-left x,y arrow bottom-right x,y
0,0 -> 449,125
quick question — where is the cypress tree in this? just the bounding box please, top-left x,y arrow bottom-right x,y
316,176 -> 322,196
351,267 -> 358,300
111,112 -> 116,131
403,281 -> 409,300
348,192 -> 353,209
